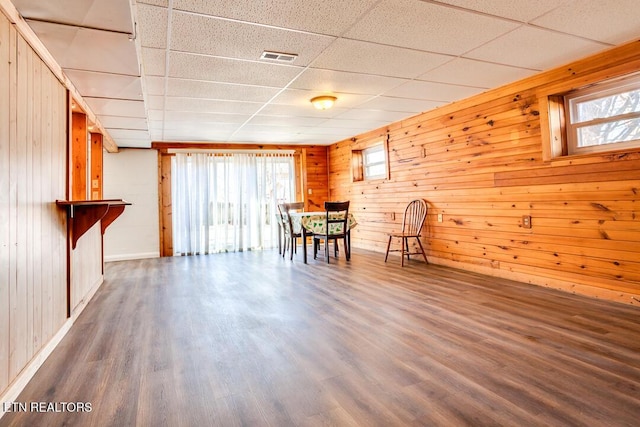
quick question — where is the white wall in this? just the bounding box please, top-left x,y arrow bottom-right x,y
103,148 -> 160,261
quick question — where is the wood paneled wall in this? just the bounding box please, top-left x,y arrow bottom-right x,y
329,40 -> 640,305
0,12 -> 68,394
90,132 -> 103,200
70,224 -> 104,313
71,111 -> 87,200
153,143 -> 328,256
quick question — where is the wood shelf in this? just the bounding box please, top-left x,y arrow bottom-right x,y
56,199 -> 131,249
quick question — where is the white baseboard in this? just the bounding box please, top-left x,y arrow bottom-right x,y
104,251 -> 159,262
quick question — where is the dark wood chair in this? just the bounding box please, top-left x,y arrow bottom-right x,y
279,202 -> 305,260
385,199 -> 428,266
313,201 -> 350,263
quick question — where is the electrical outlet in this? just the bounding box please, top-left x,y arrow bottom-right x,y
437,213 -> 443,223
308,188 -> 312,194
522,215 -> 532,229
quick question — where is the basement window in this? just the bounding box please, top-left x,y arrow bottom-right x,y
548,73 -> 640,157
352,141 -> 389,182
363,144 -> 387,179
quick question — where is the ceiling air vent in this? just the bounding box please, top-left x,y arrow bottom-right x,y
260,51 -> 298,63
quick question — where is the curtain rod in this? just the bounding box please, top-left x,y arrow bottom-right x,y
168,149 -> 296,155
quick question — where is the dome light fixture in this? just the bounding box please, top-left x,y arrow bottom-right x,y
310,95 -> 337,110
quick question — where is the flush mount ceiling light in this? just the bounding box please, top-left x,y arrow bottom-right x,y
310,95 -> 337,110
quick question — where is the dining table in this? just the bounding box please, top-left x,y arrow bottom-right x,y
288,211 -> 357,263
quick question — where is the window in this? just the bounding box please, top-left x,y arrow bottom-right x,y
564,74 -> 640,155
363,144 -> 387,179
352,139 -> 389,182
171,152 -> 295,255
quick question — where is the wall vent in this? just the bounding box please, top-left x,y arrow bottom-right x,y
260,51 -> 298,63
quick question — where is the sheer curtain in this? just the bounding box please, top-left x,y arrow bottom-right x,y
172,151 -> 295,255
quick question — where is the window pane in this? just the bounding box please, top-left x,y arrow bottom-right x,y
575,88 -> 640,123
365,163 -> 386,178
364,148 -> 385,163
577,117 -> 640,147
361,143 -> 387,180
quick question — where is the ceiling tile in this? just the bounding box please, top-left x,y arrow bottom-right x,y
168,52 -> 303,87
26,21 -> 139,75
170,12 -> 334,66
333,109 -> 411,123
138,0 -> 168,6
531,0 -> 640,44
162,129 -> 236,142
418,58 -> 538,88
311,38 -> 452,79
320,118 -> 390,130
13,0 -> 133,33
147,120 -> 164,130
344,0 -> 519,55
258,104 -> 346,119
141,47 -> 166,76
161,121 -> 239,133
270,89 -> 373,109
289,68 -> 407,95
245,116 -> 327,127
302,126 -> 366,137
106,129 -> 150,140
432,0 -> 565,22
98,115 -> 149,130
358,97 -> 445,113
230,129 -> 308,144
64,70 -> 143,99
465,26 -> 608,70
144,76 -> 165,95
172,0 -> 380,36
84,98 -> 147,117
164,98 -> 262,115
148,110 -> 164,121
146,95 -> 165,110
163,111 -> 252,124
137,3 -> 168,49
384,80 -> 485,103
166,79 -> 280,102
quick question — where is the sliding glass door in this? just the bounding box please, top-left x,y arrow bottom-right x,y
172,152 -> 295,255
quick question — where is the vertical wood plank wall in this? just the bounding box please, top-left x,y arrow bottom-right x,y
155,143 -> 328,256
0,12 -> 68,394
328,41 -> 640,305
71,111 -> 87,200
90,132 -> 103,200
303,146 -> 329,210
70,224 -> 103,312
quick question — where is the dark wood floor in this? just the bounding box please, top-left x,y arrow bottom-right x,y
2,248 -> 640,426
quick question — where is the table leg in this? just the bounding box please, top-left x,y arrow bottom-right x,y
302,228 -> 308,264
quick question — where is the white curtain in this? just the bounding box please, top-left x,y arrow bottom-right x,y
172,152 -> 295,255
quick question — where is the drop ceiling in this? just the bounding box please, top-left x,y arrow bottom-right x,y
9,0 -> 640,148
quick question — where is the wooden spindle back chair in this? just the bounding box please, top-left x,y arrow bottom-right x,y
385,199 -> 428,266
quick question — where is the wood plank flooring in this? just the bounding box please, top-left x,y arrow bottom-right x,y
2,249 -> 640,426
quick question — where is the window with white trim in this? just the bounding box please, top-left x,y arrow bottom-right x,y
363,143 -> 387,180
565,74 -> 640,155
351,139 -> 389,182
